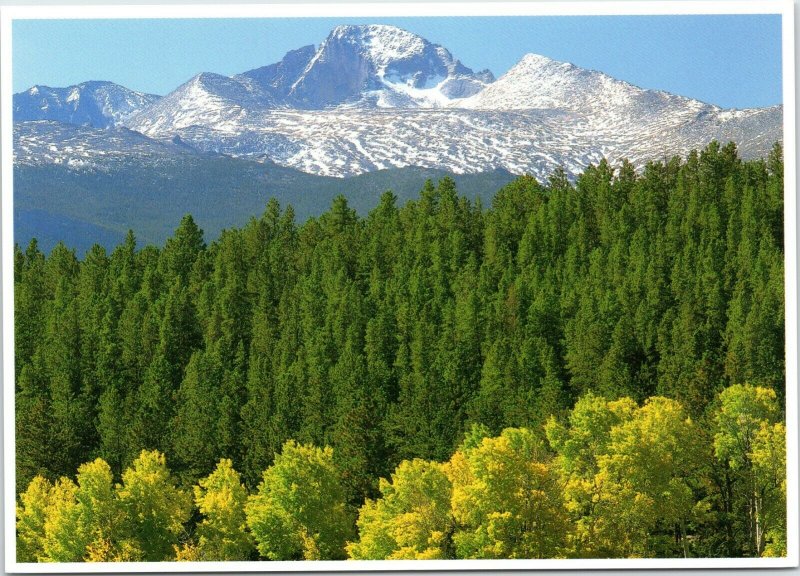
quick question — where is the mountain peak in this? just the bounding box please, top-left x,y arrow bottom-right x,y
325,24 -> 428,66
460,52 -> 649,112
189,71 -> 231,88
14,81 -> 160,128
287,23 -> 490,108
329,23 -> 422,42
508,53 -> 585,78
192,71 -> 215,82
76,79 -> 120,89
518,53 -> 559,66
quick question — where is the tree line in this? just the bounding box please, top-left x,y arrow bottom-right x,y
17,384 -> 785,561
14,141 -> 785,559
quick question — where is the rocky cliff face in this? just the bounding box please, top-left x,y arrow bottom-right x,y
274,24 -> 494,108
237,44 -> 317,100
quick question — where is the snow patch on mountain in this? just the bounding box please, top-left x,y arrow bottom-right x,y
14,120 -> 205,171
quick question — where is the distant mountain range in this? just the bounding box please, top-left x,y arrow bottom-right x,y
13,24 -> 782,250
14,81 -> 160,129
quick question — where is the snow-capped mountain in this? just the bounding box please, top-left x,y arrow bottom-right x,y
13,24 -> 782,180
13,81 -> 161,129
460,53 -> 688,112
283,24 -> 494,108
127,24 -> 494,136
122,72 -> 275,136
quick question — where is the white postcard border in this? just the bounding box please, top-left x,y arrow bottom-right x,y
1,1 -> 796,572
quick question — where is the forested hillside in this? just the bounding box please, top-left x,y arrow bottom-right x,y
14,141 -> 786,560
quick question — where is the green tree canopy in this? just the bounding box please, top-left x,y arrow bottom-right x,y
115,450 -> 192,561
447,427 -> 568,559
245,441 -> 354,560
596,397 -> 704,557
16,476 -> 53,563
182,458 -> 254,561
348,458 -> 453,560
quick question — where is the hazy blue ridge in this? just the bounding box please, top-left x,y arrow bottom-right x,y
14,160 -> 515,254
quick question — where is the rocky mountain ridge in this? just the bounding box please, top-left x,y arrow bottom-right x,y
13,24 -> 782,179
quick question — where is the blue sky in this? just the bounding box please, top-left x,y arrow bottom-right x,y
13,14 -> 782,109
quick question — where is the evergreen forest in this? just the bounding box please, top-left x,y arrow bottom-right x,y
14,141 -> 787,561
